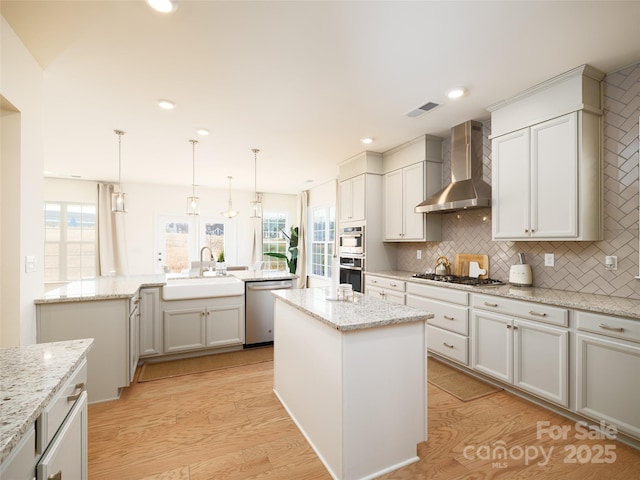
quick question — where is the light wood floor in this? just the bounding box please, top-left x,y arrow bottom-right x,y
88,361 -> 640,480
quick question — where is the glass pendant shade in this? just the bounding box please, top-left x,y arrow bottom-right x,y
249,148 -> 262,218
187,139 -> 200,215
187,195 -> 200,215
111,191 -> 126,213
221,176 -> 238,218
111,130 -> 127,213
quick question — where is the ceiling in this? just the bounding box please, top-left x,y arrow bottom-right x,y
2,1 -> 640,195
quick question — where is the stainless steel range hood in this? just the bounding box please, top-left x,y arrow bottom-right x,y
415,120 -> 491,213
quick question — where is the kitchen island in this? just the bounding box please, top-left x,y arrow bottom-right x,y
272,287 -> 433,480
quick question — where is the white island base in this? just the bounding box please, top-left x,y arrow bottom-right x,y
273,297 -> 427,480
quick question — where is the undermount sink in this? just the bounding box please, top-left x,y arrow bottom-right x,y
162,276 -> 244,300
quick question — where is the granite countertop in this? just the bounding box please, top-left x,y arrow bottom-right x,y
272,286 -> 433,332
0,338 -> 94,464
367,270 -> 640,321
36,271 -> 299,304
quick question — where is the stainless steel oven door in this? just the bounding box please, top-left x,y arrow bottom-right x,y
339,226 -> 364,255
339,255 -> 364,293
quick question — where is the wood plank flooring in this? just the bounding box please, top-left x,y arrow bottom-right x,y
88,361 -> 640,479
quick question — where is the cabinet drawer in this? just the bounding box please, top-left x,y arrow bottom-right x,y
407,295 -> 468,335
37,360 -> 87,453
365,276 -> 405,292
472,294 -> 568,327
427,325 -> 468,365
576,311 -> 640,343
406,282 -> 469,306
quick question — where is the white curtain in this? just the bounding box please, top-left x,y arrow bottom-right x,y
97,183 -> 128,276
296,190 -> 308,288
249,216 -> 263,267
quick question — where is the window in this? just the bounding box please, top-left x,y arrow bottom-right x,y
44,202 -> 96,281
262,212 -> 288,270
156,215 -> 225,274
308,206 -> 335,278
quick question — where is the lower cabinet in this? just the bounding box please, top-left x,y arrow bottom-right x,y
364,275 -> 405,304
139,287 -> 162,357
406,282 -> 470,365
471,308 -> 569,407
163,296 -> 244,354
37,391 -> 88,480
575,311 -> 640,439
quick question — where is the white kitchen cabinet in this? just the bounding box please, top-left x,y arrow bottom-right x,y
471,301 -> 569,407
339,174 -> 366,223
383,162 -> 441,242
162,296 -> 244,354
575,311 -> 640,439
37,300 -> 129,403
364,275 -> 405,304
139,287 -> 162,357
490,65 -> 603,241
37,391 -> 88,480
128,292 -> 140,382
406,282 -> 469,366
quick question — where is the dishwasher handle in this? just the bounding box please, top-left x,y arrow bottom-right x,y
247,283 -> 292,291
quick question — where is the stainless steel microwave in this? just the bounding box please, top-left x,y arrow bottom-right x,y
339,226 -> 364,254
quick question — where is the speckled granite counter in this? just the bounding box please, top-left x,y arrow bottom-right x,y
35,274 -> 166,304
367,270 -> 640,320
272,286 -> 433,331
35,271 -> 297,304
0,338 -> 94,464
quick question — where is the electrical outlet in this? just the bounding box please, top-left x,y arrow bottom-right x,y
544,253 -> 554,267
416,250 -> 422,260
605,255 -> 618,271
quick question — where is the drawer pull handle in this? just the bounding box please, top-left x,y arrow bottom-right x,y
390,283 -> 397,287
444,315 -> 455,321
67,382 -> 85,402
443,342 -> 454,349
529,310 -> 547,317
48,471 -> 62,480
598,323 -> 624,332
484,302 -> 498,307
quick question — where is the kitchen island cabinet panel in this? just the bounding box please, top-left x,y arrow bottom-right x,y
272,288 -> 429,480
37,300 -> 129,403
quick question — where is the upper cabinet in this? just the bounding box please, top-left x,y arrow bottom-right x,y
339,174 -> 366,223
488,65 -> 605,241
382,135 -> 443,242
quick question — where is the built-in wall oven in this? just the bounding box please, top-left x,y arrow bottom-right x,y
339,254 -> 364,293
339,226 -> 364,292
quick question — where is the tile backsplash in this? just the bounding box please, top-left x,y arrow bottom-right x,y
397,62 -> 640,300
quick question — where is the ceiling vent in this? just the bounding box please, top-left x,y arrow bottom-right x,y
405,101 -> 440,118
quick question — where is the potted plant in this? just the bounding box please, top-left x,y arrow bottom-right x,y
264,226 -> 298,274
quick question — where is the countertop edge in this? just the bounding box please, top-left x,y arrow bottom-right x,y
0,338 -> 94,464
366,270 -> 640,321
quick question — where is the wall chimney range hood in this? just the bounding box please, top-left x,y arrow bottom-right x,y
415,120 -> 491,213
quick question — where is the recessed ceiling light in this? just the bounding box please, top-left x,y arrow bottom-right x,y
147,0 -> 178,13
360,137 -> 374,144
196,129 -> 210,136
447,87 -> 467,99
157,99 -> 175,110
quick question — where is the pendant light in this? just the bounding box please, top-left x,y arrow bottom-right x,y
249,148 -> 262,218
221,176 -> 239,218
187,139 -> 200,215
111,129 -> 127,213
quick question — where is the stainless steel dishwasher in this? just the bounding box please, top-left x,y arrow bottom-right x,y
244,279 -> 293,347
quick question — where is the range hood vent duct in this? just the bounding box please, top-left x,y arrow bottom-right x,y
415,120 -> 491,213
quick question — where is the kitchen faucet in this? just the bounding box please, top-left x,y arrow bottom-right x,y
199,246 -> 213,276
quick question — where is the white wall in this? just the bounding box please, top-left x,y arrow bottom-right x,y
0,16 -> 45,346
44,178 -> 298,275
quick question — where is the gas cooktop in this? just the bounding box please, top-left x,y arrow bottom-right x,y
412,273 -> 505,286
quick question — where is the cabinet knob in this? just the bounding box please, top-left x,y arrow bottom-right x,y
506,324 -> 512,329
48,470 -> 62,480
